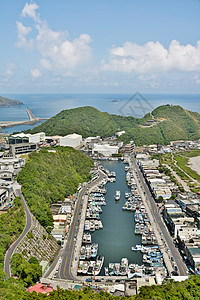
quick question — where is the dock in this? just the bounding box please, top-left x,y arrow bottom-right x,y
0,107 -> 47,129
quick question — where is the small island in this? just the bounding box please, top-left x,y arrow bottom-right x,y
0,95 -> 23,107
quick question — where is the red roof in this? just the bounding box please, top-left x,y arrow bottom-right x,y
27,283 -> 53,294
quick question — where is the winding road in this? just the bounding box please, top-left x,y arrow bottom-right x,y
4,189 -> 32,278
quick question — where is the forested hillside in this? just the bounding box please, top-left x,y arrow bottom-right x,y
30,105 -> 200,145
17,147 -> 93,227
1,275 -> 200,299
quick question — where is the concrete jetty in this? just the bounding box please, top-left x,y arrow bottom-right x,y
0,107 -> 47,129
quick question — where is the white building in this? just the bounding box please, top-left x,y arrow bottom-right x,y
92,144 -> 119,157
11,132 -> 45,144
116,131 -> 125,137
60,133 -> 82,148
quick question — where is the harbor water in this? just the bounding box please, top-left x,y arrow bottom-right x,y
92,160 -> 142,275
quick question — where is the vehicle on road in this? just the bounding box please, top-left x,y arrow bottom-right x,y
86,278 -> 93,282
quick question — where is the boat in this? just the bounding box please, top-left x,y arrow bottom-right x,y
125,192 -> 129,198
120,258 -> 128,275
131,245 -> 143,251
108,263 -> 115,275
94,256 -> 104,275
115,190 -> 120,201
91,243 -> 98,258
114,263 -> 120,275
104,267 -> 109,276
80,246 -> 86,260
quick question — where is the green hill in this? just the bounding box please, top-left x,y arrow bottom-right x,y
30,105 -> 200,146
0,95 -> 23,107
17,147 -> 93,228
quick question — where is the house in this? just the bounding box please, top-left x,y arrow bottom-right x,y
27,283 -> 53,295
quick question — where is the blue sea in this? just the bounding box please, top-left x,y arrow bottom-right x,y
1,93 -> 200,134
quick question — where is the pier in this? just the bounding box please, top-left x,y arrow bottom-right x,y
0,107 -> 47,129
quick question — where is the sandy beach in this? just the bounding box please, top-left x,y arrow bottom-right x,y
188,156 -> 200,176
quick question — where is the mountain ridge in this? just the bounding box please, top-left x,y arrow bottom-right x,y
30,104 -> 200,146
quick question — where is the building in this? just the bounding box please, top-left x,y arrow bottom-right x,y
0,189 -> 6,208
124,143 -> 134,153
92,144 -> 119,157
177,227 -> 200,274
60,133 -> 82,148
5,143 -> 38,157
164,203 -> 194,236
0,181 -> 14,210
27,283 -> 53,295
116,131 -> 125,137
0,157 -> 25,180
8,132 -> 45,144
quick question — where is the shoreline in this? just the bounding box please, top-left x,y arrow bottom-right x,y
188,156 -> 200,176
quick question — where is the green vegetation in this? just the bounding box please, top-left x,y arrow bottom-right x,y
30,105 -> 200,146
174,150 -> 200,181
30,106 -> 141,138
11,254 -> 42,287
154,149 -> 200,193
17,147 -> 93,227
2,276 -> 200,299
0,197 -> 25,273
0,95 -> 23,107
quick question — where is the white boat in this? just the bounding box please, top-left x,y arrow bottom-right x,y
94,256 -> 104,275
131,245 -> 143,251
115,190 -> 120,201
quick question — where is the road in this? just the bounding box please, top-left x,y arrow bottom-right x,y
45,170 -> 105,281
131,155 -> 188,276
164,164 -> 190,192
4,190 -> 32,278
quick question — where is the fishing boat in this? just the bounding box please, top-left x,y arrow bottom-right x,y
104,267 -> 109,276
115,190 -> 120,201
131,245 -> 143,251
114,263 -> 121,275
108,263 -> 115,275
120,258 -> 128,275
94,256 -> 104,275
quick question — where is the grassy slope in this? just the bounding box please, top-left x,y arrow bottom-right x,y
30,105 -> 200,146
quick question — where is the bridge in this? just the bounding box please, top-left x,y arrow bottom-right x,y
0,108 -> 47,129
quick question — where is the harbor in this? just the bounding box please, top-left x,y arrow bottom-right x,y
76,159 -> 168,279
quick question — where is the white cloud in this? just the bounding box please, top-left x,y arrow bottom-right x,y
102,40 -> 200,73
35,22 -> 92,70
5,63 -> 18,77
17,2 -> 92,75
16,21 -> 33,48
21,2 -> 40,22
40,58 -> 52,70
30,68 -> 41,80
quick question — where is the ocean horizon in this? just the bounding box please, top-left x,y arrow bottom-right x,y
1,93 -> 200,134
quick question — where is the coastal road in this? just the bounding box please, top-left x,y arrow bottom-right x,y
45,170 -> 105,281
131,155 -> 188,277
4,189 -> 32,278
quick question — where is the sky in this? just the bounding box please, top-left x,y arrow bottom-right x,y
0,0 -> 200,94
